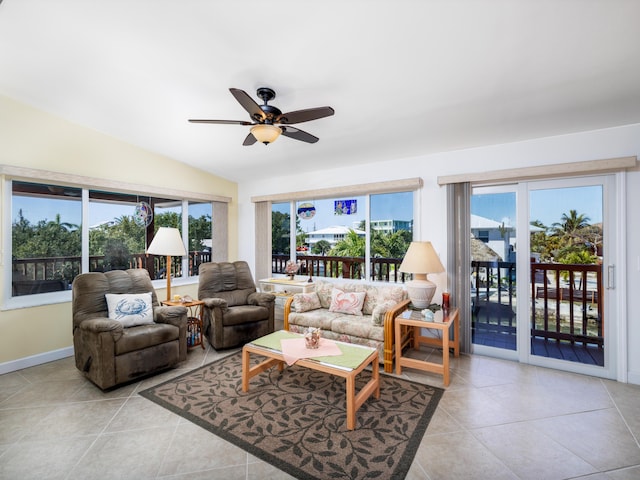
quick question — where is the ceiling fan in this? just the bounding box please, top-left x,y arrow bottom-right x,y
189,87 -> 334,145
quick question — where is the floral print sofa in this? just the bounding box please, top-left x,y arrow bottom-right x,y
283,280 -> 409,373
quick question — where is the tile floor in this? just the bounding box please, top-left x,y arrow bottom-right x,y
1,342 -> 640,480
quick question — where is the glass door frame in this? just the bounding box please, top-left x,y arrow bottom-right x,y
519,174 -> 622,380
470,184 -> 519,362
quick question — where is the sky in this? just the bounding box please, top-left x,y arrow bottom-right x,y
14,185 -> 602,232
273,191 -> 414,233
471,185 -> 603,228
12,196 -> 210,228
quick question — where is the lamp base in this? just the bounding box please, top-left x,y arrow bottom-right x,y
405,279 -> 437,309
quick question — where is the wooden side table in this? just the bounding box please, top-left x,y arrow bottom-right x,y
394,307 -> 459,386
161,299 -> 205,349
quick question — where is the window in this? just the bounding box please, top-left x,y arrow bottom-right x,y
12,182 -> 82,296
270,191 -> 414,283
370,192 -> 413,282
10,180 -> 218,298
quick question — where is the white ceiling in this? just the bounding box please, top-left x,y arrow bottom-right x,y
1,0 -> 640,182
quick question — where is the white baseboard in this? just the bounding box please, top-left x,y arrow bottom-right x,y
627,371 -> 640,386
0,347 -> 74,375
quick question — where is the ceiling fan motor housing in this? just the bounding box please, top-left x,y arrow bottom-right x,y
256,88 -> 281,123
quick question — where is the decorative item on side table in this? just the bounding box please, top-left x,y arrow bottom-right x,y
146,227 -> 187,302
162,296 -> 204,349
399,241 -> 445,308
284,260 -> 301,280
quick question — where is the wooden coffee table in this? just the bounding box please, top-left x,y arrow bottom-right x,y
242,330 -> 380,430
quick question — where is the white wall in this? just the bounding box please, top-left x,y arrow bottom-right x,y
238,123 -> 640,383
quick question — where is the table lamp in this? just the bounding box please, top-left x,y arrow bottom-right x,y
399,241 -> 445,308
146,227 -> 186,301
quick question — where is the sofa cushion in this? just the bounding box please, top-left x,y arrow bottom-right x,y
105,292 -> 154,327
330,314 -> 385,342
371,300 -> 397,326
288,310 -> 343,330
293,292 -> 322,312
329,288 -> 366,316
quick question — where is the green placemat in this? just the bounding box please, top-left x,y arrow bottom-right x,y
250,330 -> 376,370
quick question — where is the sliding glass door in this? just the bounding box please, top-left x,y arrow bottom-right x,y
471,175 -> 618,378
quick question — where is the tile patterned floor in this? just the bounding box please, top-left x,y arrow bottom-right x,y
1,343 -> 640,480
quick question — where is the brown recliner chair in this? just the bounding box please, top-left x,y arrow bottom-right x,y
72,269 -> 188,390
198,261 -> 275,349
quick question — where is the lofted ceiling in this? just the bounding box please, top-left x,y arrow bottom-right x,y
1,0 -> 639,182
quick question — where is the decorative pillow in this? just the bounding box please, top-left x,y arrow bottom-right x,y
105,292 -> 154,327
293,292 -> 322,313
371,300 -> 397,326
329,288 -> 366,316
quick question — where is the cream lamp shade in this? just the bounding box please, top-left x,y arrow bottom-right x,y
399,241 -> 445,308
146,227 -> 187,301
251,124 -> 281,144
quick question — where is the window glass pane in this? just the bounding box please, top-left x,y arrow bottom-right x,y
12,181 -> 81,296
370,192 -> 413,282
299,196 -> 366,280
88,191 -> 146,273
188,201 -> 212,277
153,200 -> 183,280
271,202 -> 291,274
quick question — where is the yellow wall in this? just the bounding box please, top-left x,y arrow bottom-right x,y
0,94 -> 238,366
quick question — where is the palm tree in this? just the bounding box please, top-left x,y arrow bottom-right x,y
312,240 -> 331,255
552,209 -> 590,236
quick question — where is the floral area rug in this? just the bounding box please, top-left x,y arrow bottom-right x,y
139,351 -> 443,480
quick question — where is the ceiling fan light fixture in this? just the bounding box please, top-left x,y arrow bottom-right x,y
250,124 -> 281,144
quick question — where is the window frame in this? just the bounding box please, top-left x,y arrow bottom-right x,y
2,167 -> 230,310
255,178 -> 422,284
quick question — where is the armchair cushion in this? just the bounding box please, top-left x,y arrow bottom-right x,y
105,292 -> 154,327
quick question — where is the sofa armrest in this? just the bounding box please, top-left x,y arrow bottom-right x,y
382,298 -> 411,373
283,296 -> 295,330
248,291 -> 276,308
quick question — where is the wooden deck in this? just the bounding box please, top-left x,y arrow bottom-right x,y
472,325 -> 605,366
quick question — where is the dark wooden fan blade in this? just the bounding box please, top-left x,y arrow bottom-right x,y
276,106 -> 334,124
189,119 -> 253,125
280,126 -> 319,143
230,88 -> 266,122
243,132 -> 258,146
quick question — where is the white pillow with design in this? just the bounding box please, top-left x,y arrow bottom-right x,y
293,292 -> 322,312
105,292 -> 154,327
329,288 -> 366,316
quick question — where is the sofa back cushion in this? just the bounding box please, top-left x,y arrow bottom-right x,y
293,292 -> 322,312
314,281 -> 407,315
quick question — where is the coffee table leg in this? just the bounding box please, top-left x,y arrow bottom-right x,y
346,375 -> 356,430
372,356 -> 380,399
242,347 -> 250,392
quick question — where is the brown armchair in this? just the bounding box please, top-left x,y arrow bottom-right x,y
198,261 -> 275,349
72,269 -> 188,390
